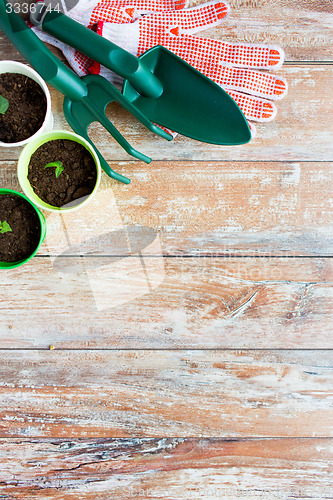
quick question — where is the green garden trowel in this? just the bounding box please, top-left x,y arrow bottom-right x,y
31,5 -> 251,146
0,0 -> 172,183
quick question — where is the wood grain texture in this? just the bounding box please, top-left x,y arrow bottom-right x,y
0,438 -> 332,499
0,257 -> 332,348
111,161 -> 333,257
0,350 -> 332,438
205,1 -> 333,62
1,161 -> 332,256
0,66 -> 332,161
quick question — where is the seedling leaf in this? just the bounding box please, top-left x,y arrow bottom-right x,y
55,165 -> 64,178
44,161 -> 64,178
0,220 -> 12,234
0,95 -> 9,114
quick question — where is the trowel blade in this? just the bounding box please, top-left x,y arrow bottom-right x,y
123,46 -> 251,145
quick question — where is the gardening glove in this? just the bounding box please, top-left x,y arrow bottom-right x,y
69,0 -> 190,25
33,0 -> 288,135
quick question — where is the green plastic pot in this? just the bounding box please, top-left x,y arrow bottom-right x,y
17,130 -> 101,212
0,189 -> 46,269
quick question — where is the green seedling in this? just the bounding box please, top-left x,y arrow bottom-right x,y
0,95 -> 9,115
0,221 -> 12,234
44,160 -> 64,178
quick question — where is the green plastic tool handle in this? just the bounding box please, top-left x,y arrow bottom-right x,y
0,0 -> 88,101
33,7 -> 163,99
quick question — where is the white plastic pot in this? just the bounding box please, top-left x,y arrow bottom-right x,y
0,60 -> 53,148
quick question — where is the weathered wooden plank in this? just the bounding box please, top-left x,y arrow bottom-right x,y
205,0 -> 333,62
0,438 -> 332,499
112,161 -> 333,256
0,257 -> 332,348
1,161 -> 332,256
0,0 -> 332,61
0,350 -> 332,438
0,65 -> 332,161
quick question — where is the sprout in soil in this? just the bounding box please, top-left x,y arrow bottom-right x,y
0,221 -> 12,234
0,95 -> 9,115
44,160 -> 64,178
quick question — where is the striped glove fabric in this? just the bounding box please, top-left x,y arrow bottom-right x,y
34,0 -> 288,136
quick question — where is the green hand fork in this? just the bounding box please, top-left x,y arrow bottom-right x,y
0,0 -> 173,183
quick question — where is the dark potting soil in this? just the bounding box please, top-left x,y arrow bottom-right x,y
0,195 -> 41,263
27,139 -> 97,207
0,73 -> 47,143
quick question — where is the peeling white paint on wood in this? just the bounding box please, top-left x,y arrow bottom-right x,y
0,438 -> 332,499
1,162 -> 332,255
0,351 -> 332,438
0,258 -> 331,347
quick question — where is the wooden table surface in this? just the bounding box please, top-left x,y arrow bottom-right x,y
0,1 -> 332,498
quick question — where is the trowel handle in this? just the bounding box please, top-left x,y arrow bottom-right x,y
31,7 -> 163,98
0,0 -> 88,101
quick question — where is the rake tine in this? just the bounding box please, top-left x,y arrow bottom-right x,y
64,98 -> 131,184
84,75 -> 173,142
84,98 -> 153,164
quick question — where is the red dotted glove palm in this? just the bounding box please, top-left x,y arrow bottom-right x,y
35,0 -> 288,137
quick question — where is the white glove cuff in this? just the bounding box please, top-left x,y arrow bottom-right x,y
101,22 -> 140,56
69,0 -> 99,26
